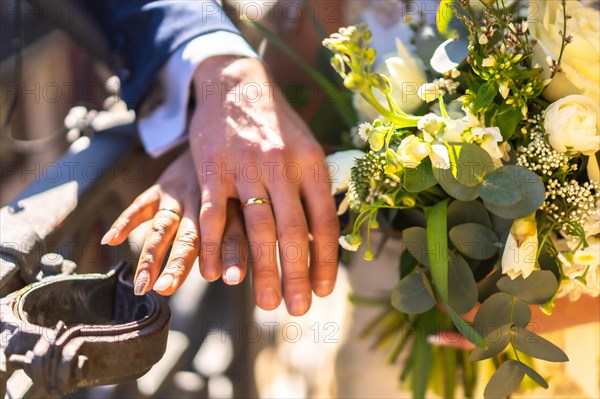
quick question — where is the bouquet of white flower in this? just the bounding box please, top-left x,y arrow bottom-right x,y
324,0 -> 599,397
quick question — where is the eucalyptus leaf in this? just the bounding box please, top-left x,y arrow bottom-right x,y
434,167 -> 482,201
430,38 -> 470,74
400,249 -> 419,278
496,270 -> 559,304
481,165 -> 545,219
448,253 -> 478,313
446,306 -> 487,348
516,361 -> 549,389
473,293 -> 531,336
447,200 -> 493,228
479,171 -> 522,207
403,226 -> 430,266
450,223 -> 500,260
491,213 -> 513,245
434,143 -> 495,200
469,323 -> 513,361
391,271 -> 436,314
511,327 -> 569,362
447,143 -> 495,187
404,157 -> 437,193
484,360 -> 525,399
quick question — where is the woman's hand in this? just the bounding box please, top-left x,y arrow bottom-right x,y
101,150 -> 247,296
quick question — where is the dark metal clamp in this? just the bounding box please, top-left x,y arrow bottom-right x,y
1,262 -> 170,397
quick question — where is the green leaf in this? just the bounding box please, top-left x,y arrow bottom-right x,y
433,143 -> 494,201
411,320 -> 434,398
447,200 -> 492,228
473,81 -> 498,111
447,143 -> 495,187
481,165 -> 546,219
446,306 -> 487,348
442,347 -> 457,399
434,167 -> 481,201
404,157 -> 437,193
496,270 -> 559,304
495,105 -> 523,139
479,171 -> 522,207
484,360 -> 525,399
403,226 -> 430,267
511,327 -> 569,362
448,253 -> 478,313
469,323 -> 513,361
391,270 -> 436,314
474,293 -> 531,336
427,199 -> 450,302
400,249 -> 419,278
516,361 -> 549,389
449,223 -> 500,260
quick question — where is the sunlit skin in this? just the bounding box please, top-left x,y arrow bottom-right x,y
103,56 -> 340,317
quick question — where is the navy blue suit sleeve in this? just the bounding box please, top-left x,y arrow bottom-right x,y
82,0 -> 241,109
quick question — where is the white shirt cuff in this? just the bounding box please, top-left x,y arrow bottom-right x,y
138,31 -> 257,157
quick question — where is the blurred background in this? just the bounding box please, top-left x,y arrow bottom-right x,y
1,1 -> 597,398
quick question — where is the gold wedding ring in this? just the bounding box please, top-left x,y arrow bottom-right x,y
241,197 -> 271,208
158,208 -> 181,217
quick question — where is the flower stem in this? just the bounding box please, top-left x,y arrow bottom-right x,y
552,0 -> 569,78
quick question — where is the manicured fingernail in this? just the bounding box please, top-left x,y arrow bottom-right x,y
259,288 -> 280,309
426,335 -> 441,346
224,267 -> 241,285
101,228 -> 117,245
289,294 -> 310,316
153,274 -> 174,291
134,270 -> 151,296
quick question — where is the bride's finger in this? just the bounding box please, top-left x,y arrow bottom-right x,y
133,204 -> 182,296
153,200 -> 201,295
101,187 -> 161,246
222,199 -> 248,286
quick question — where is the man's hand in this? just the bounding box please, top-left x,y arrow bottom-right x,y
189,56 -> 340,316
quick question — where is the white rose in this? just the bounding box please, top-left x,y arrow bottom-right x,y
544,95 -> 599,156
354,39 -> 426,120
529,0 -> 600,103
